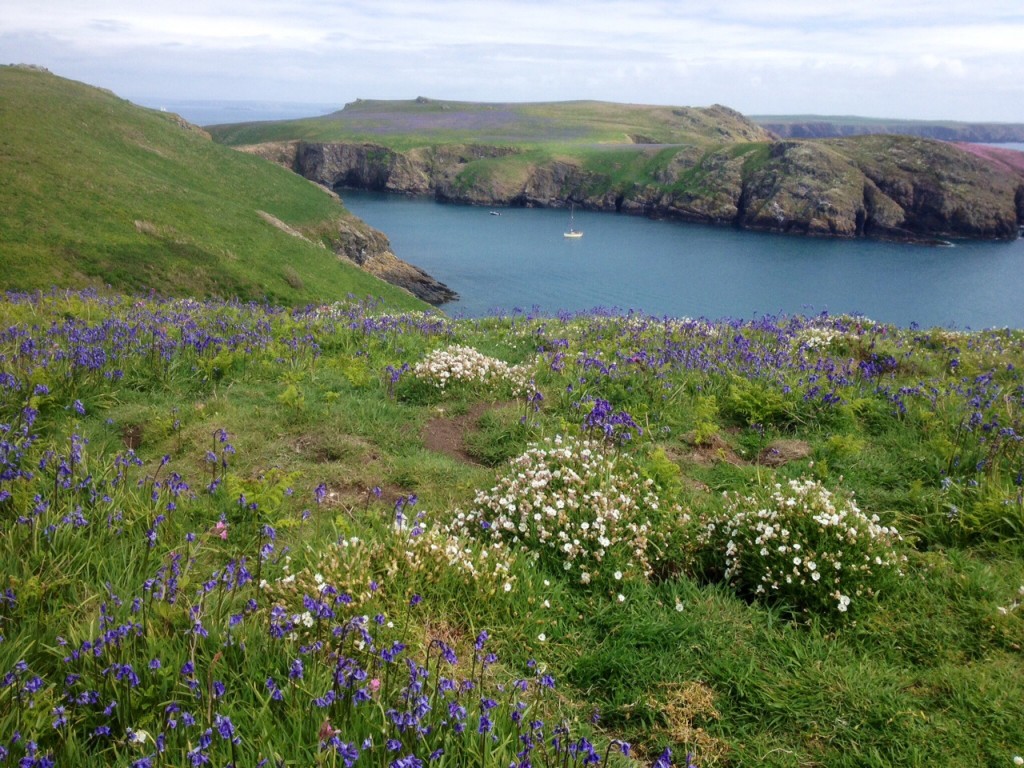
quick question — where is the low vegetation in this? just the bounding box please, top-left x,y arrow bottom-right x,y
0,66 -> 425,310
752,114 -> 1024,142
207,99 -> 766,149
2,290 -> 1023,766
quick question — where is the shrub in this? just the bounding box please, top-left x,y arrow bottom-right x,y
301,496 -> 519,602
721,376 -> 788,429
697,477 -> 905,619
448,436 -> 688,589
410,344 -> 531,393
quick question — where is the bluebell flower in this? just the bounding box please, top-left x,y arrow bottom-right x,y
214,714 -> 237,742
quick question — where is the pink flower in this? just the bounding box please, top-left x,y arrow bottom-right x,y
369,678 -> 381,692
213,521 -> 228,540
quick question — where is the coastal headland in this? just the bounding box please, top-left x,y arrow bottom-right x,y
211,97 -> 1024,244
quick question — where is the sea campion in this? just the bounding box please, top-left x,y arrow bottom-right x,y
697,477 -> 905,618
449,436 -> 686,588
408,345 -> 533,394
282,501 -> 518,608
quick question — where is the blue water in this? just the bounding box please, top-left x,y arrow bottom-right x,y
134,99 -> 339,126
340,190 -> 1024,329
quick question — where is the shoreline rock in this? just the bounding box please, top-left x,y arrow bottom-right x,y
248,137 -> 1023,244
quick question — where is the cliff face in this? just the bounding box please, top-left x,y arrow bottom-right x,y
732,138 -> 1022,240
757,119 -> 1024,143
325,212 -> 458,305
246,136 -> 1024,243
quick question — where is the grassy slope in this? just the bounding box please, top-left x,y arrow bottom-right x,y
0,66 -> 425,310
209,99 -> 757,147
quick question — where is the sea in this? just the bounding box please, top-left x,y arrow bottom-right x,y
341,189 -> 1024,330
146,100 -> 1024,328
134,99 -> 341,126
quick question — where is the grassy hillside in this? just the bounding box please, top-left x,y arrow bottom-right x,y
1,290 -> 1023,766
208,98 -> 771,151
0,66 -> 425,310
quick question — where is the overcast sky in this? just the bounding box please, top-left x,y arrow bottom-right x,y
4,1 -> 1024,122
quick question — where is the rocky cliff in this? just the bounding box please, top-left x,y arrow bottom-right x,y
239,142 -> 456,304
756,118 -> 1024,143
326,212 -> 458,305
242,137 -> 1024,243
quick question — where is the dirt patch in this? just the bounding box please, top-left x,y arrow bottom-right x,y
681,476 -> 711,493
257,210 -> 315,244
291,432 -> 376,463
622,681 -> 729,766
678,432 -> 746,467
422,401 -> 498,465
121,424 -> 143,450
758,439 -> 812,467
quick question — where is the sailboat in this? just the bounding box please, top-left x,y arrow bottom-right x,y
563,204 -> 583,238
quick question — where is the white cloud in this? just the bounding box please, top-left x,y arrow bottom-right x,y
2,0 -> 1023,120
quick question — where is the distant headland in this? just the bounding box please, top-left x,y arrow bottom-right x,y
209,97 -> 1024,244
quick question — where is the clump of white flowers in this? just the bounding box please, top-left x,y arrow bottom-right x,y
265,505 -> 516,626
698,477 -> 905,619
448,435 -> 687,588
411,345 -> 532,393
795,327 -> 844,351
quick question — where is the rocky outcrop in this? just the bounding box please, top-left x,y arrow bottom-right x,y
249,135 -> 1024,243
757,119 -> 1024,143
831,136 -> 1023,240
324,213 -> 457,305
236,144 -> 455,303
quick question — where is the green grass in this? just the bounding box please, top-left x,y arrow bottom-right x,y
2,292 -> 1023,766
3,68 -> 1024,768
0,66 -> 425,310
209,99 -> 767,150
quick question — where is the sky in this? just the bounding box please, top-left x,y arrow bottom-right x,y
4,0 -> 1024,123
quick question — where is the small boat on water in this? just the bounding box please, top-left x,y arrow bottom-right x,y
489,210 -> 500,216
563,204 -> 583,238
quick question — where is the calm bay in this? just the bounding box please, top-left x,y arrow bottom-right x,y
341,190 -> 1024,329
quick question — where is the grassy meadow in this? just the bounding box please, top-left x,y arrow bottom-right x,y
1,290 -> 1023,767
206,99 -> 760,149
